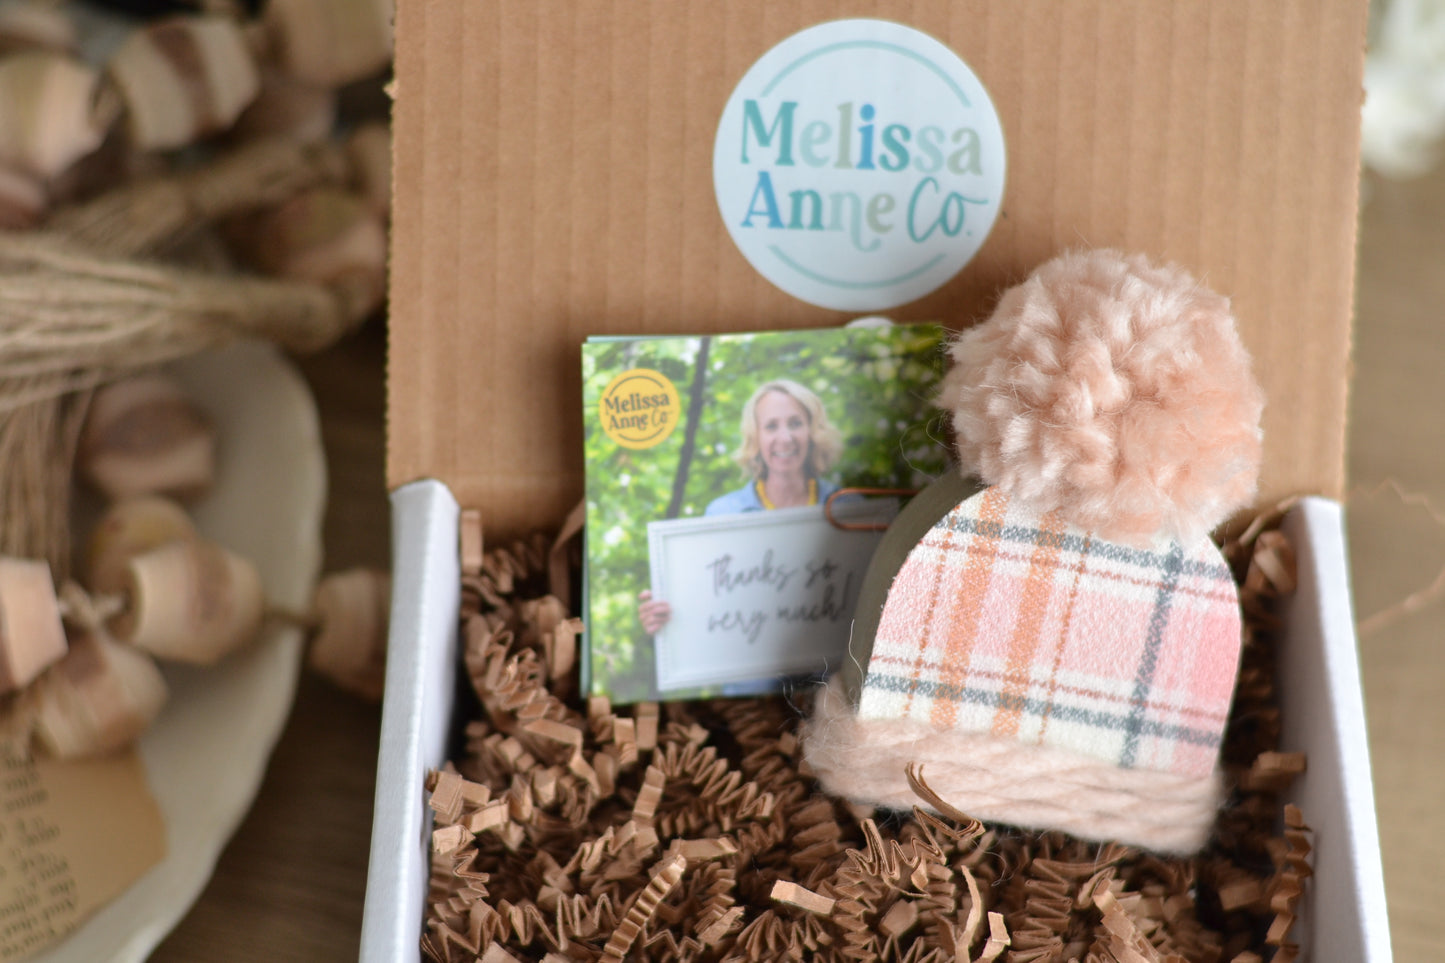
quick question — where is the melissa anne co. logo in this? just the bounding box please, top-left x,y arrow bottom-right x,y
598,368 -> 681,450
713,20 -> 1006,311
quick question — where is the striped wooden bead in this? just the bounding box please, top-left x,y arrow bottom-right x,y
112,538 -> 264,665
0,52 -> 110,178
0,557 -> 68,693
34,632 -> 167,760
78,374 -> 216,503
109,16 -> 260,151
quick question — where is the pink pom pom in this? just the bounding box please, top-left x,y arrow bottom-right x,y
939,250 -> 1264,545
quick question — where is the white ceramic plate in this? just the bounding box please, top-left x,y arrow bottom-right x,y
35,342 -> 327,962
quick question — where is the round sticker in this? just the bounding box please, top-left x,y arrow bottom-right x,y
713,19 -> 1006,312
598,369 -> 681,450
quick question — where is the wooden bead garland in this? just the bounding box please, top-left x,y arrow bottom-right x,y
0,551 -> 394,757
0,556 -> 68,693
0,351 -> 396,760
0,530 -> 392,759
0,0 -> 402,766
108,16 -> 261,152
77,373 -> 217,503
112,538 -> 265,665
1,0 -> 400,579
33,631 -> 168,760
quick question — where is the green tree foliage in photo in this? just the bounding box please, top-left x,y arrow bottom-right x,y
583,324 -> 951,703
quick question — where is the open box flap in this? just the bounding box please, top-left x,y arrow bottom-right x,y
387,0 -> 1365,540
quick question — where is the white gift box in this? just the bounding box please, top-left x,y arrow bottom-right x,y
360,487 -> 1391,962
365,1 -> 1389,958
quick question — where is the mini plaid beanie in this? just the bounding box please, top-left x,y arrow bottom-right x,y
804,250 -> 1264,853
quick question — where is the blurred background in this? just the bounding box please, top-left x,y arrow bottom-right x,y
1347,179 -> 1445,960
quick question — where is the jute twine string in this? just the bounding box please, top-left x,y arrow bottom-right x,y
46,138 -> 347,259
0,136 -> 360,574
0,235 -> 354,394
0,387 -> 90,569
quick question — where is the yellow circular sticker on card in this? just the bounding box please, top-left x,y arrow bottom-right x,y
598,368 -> 681,449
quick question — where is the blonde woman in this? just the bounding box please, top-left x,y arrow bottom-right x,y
639,379 -> 845,634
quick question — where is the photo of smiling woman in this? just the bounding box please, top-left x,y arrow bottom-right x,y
710,379 -> 846,512
583,323 -> 950,703
638,379 -> 844,635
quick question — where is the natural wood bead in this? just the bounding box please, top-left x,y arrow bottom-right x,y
0,557 -> 68,693
84,496 -> 196,596
0,2 -> 76,57
34,632 -> 167,760
0,52 -> 110,179
78,374 -> 216,502
345,121 -> 390,222
230,187 -> 387,323
308,568 -> 389,701
264,0 -> 393,89
112,539 -> 264,664
109,16 -> 261,152
232,66 -> 336,145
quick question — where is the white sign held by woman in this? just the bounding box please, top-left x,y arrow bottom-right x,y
648,502 -> 892,692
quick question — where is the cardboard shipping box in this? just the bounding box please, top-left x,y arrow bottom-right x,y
367,2 -> 1390,960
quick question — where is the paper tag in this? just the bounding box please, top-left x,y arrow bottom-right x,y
0,750 -> 164,960
713,19 -> 1006,311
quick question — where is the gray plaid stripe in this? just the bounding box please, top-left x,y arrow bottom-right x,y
938,515 -> 1231,582
861,671 -> 1223,757
1120,543 -> 1183,767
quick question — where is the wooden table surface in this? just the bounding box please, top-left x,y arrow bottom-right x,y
147,166 -> 1445,960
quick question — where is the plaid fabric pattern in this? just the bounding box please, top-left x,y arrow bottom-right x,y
858,486 -> 1241,779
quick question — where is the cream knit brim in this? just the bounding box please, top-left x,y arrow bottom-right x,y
802,675 -> 1222,854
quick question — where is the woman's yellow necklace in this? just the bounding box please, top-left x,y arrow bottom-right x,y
756,477 -> 817,510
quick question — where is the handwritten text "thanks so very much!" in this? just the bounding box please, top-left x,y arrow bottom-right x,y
704,548 -> 855,645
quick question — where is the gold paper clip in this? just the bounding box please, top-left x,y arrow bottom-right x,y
824,487 -> 919,532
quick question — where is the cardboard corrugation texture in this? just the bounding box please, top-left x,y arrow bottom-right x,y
388,1 -> 1366,541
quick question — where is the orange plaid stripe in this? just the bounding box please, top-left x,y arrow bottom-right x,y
926,486 -> 1008,730
992,510 -> 1066,738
